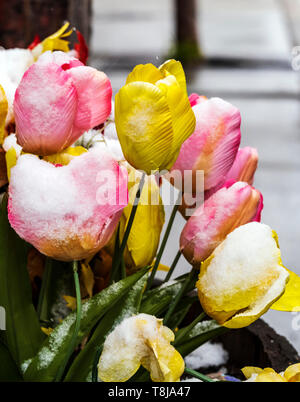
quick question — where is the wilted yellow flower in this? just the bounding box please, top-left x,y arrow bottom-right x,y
196,222 -> 300,329
107,167 -> 165,272
31,22 -> 73,59
115,60 -> 196,174
242,364 -> 300,382
98,313 -> 185,382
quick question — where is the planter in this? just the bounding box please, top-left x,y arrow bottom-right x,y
181,298 -> 300,380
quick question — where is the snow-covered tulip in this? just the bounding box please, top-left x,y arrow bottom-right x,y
242,364 -> 300,382
108,167 -> 165,272
180,182 -> 263,264
115,60 -> 196,174
14,51 -> 112,155
98,314 -> 184,382
8,147 -> 128,261
171,96 -> 241,193
197,222 -> 300,328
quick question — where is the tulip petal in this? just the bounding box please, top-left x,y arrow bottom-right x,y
159,59 -> 187,94
226,147 -> 258,185
197,223 -> 290,329
223,267 -> 289,329
173,97 -> 241,191
126,63 -> 163,85
180,182 -> 263,264
284,363 -> 300,382
68,66 -> 112,135
122,172 -> 165,270
44,146 -> 87,165
8,148 -> 128,261
270,269 -> 300,312
0,85 -> 8,144
14,62 -> 78,155
156,76 -> 196,166
115,82 -> 174,173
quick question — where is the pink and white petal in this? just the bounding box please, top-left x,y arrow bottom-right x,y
68,66 -> 112,135
193,98 -> 241,190
14,61 -> 78,155
227,147 -> 258,185
180,182 -> 262,263
8,148 -> 128,261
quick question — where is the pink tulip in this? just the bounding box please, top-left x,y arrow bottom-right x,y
8,147 -> 128,261
14,51 -> 112,155
204,146 -> 259,201
171,96 -> 241,193
180,181 -> 263,264
226,146 -> 258,185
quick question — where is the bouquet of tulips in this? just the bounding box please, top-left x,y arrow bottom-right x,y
0,23 -> 300,383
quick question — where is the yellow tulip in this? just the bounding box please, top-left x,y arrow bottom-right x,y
98,314 -> 185,382
196,222 -> 300,329
114,60 -> 196,174
0,84 -> 8,145
107,166 -> 165,272
242,363 -> 300,382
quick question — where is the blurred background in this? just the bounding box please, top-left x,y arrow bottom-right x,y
1,0 -> 300,351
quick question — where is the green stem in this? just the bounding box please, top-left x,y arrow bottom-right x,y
184,367 -> 215,382
110,173 -> 146,283
164,268 -> 198,326
92,346 -> 103,382
147,192 -> 181,289
37,257 -> 52,323
109,224 -> 121,284
55,260 -> 81,381
174,312 -> 206,346
163,250 -> 181,283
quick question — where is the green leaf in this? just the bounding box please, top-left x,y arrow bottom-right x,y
65,272 -> 148,382
140,277 -> 194,316
24,266 -> 149,382
37,258 -> 75,327
0,196 -> 45,370
0,337 -> 22,381
176,320 -> 228,357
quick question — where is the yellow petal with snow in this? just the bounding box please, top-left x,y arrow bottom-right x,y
223,267 -> 289,329
42,22 -> 73,53
44,146 -> 87,165
159,59 -> 187,93
0,85 -> 8,145
81,262 -> 94,298
271,269 -> 300,312
5,147 -> 17,181
283,363 -> 300,382
115,82 -> 173,174
98,314 -> 184,382
126,63 -> 163,85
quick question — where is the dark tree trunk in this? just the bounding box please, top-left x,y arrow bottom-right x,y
174,0 -> 201,63
0,0 -> 91,49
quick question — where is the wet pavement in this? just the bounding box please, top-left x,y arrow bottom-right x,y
90,0 -> 300,351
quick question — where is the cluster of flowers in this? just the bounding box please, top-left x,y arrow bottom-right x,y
0,24 -> 299,382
